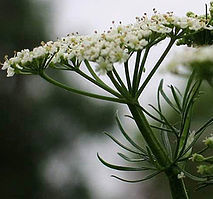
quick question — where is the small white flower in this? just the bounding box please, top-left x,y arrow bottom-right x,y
95,61 -> 113,75
3,10 -> 213,77
1,61 -> 10,70
177,172 -> 185,179
7,67 -> 15,77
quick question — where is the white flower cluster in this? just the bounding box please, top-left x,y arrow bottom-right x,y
2,10 -> 213,77
168,46 -> 213,77
2,47 -> 49,77
149,12 -> 211,31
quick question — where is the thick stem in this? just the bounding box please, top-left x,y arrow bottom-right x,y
128,103 -> 170,167
166,167 -> 189,199
128,103 -> 189,198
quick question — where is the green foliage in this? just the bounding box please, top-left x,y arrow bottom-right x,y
97,114 -> 162,183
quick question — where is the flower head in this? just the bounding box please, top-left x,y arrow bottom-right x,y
168,46 -> 213,82
197,164 -> 213,175
2,9 -> 212,77
190,153 -> 205,162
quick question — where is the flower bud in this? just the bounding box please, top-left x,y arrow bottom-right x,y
190,153 -> 205,162
197,164 -> 213,175
186,11 -> 195,18
203,135 -> 213,148
210,2 -> 213,18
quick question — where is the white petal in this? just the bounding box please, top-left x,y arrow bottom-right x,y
7,67 -> 15,77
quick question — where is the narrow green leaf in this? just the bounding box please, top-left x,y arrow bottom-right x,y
195,118 -> 213,135
157,79 -> 163,112
116,114 -> 147,154
170,85 -> 182,111
97,153 -> 155,171
178,82 -> 199,134
182,80 -> 200,117
161,130 -> 173,160
178,106 -> 192,156
196,146 -> 209,154
150,125 -> 173,133
135,104 -> 167,125
157,80 -> 173,159
111,170 -> 161,183
159,80 -> 180,114
124,114 -> 134,120
117,153 -> 147,162
182,70 -> 196,110
146,146 -> 158,168
149,104 -> 178,136
196,183 -> 210,190
180,119 -> 213,158
104,132 -> 145,156
174,86 -> 182,97
178,80 -> 202,157
178,168 -> 207,182
124,114 -> 173,134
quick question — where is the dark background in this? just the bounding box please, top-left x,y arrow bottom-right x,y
0,0 -> 115,198
1,0 -> 213,198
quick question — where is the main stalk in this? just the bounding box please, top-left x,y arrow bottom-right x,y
128,103 -> 188,199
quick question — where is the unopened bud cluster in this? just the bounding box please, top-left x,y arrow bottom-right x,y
190,134 -> 213,176
203,135 -> 213,148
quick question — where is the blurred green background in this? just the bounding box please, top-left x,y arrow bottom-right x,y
1,0 -> 213,199
0,0 -> 115,198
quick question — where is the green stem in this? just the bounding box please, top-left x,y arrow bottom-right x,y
136,38 -> 176,98
197,146 -> 209,154
128,102 -> 170,167
40,71 -> 126,104
107,71 -> 129,97
84,60 -> 102,82
132,50 -> 142,96
72,66 -> 122,98
166,167 -> 189,199
128,103 -> 189,198
124,61 -> 132,91
136,47 -> 150,90
112,67 -> 128,91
